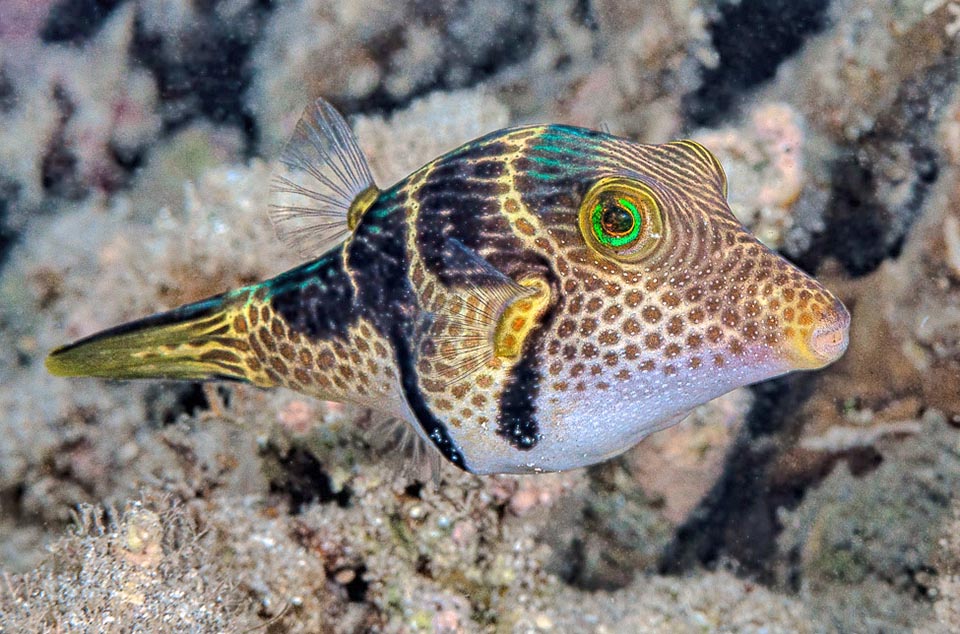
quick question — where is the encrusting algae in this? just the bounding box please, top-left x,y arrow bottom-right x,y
46,98 -> 850,475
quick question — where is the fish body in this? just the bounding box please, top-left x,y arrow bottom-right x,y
47,100 -> 850,475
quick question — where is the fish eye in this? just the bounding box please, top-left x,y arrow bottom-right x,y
595,198 -> 637,241
579,177 -> 663,260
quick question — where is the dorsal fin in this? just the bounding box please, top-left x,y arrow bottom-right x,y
268,98 -> 378,257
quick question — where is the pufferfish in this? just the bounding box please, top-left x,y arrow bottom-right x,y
46,99 -> 850,475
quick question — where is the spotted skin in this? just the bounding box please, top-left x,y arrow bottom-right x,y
47,123 -> 849,475
375,125 -> 847,472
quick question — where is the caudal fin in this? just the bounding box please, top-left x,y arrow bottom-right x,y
46,292 -> 258,383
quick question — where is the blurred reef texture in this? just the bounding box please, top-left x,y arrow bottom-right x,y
1,0 -> 959,632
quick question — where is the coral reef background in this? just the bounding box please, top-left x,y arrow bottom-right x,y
1,0 -> 959,632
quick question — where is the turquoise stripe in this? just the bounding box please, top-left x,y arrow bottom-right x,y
532,143 -> 585,157
526,169 -> 562,181
530,156 -> 565,168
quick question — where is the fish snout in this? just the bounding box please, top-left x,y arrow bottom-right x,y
789,297 -> 850,369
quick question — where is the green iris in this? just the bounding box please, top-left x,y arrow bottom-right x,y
578,177 -> 663,262
591,196 -> 642,248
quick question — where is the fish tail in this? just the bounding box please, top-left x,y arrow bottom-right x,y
45,291 -> 259,383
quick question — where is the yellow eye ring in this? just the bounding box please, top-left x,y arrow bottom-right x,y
578,177 -> 663,260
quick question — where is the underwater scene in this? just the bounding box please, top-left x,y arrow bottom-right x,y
1,0 -> 959,632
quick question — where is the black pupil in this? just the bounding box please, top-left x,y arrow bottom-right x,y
601,203 -> 634,235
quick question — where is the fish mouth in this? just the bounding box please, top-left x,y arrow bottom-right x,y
807,304 -> 851,365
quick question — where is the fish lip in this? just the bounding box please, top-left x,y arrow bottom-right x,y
809,305 -> 851,363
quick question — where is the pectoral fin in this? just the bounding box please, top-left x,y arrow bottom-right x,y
416,239 -> 552,390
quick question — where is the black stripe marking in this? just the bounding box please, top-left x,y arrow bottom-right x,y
469,159 -> 506,179
496,350 -> 541,450
392,322 -> 466,469
348,188 -> 469,470
413,144 -> 550,291
269,250 -> 357,340
495,260 -> 560,452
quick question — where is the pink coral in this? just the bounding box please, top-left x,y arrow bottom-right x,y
0,0 -> 54,42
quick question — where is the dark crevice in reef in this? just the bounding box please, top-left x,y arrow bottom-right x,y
344,564 -> 370,602
41,86 -> 85,200
338,1 -> 540,119
403,482 -> 424,499
0,179 -> 18,268
41,0 -> 129,45
0,223 -> 14,269
144,382 -> 210,428
265,445 -> 352,514
659,373 -> 821,581
683,0 -> 831,127
572,0 -> 601,33
1,483 -> 29,524
550,460 -> 673,591
130,0 -> 273,154
0,65 -> 16,114
796,58 -> 957,277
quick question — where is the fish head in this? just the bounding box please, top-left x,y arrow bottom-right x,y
474,128 -> 850,472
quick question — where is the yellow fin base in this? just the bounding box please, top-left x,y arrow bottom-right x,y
493,276 -> 551,359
